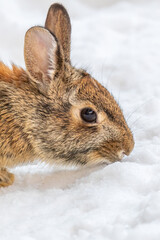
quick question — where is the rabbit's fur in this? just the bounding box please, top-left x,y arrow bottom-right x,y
0,4 -> 134,187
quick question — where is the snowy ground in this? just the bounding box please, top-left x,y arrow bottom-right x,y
0,0 -> 160,239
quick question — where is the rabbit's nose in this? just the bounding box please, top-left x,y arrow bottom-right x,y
118,136 -> 134,160
122,134 -> 135,156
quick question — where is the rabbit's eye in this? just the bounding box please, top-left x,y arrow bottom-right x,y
81,108 -> 97,123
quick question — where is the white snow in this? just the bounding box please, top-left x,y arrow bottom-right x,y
0,0 -> 160,239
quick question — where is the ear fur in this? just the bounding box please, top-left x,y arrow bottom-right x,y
24,26 -> 64,93
45,3 -> 71,63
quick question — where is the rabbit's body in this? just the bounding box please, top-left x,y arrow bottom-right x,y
0,4 -> 134,187
0,63 -> 36,167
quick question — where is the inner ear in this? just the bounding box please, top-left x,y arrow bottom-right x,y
24,26 -> 64,92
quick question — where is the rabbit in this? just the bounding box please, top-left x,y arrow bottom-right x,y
0,3 -> 134,187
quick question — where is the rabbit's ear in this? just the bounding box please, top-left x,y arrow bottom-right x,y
24,26 -> 64,93
45,3 -> 71,63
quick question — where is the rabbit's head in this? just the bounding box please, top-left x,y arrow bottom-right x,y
24,4 -> 134,166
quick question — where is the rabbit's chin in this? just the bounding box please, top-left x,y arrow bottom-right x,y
84,158 -> 112,167
87,154 -> 125,166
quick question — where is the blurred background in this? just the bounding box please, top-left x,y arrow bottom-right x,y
1,1 -> 160,239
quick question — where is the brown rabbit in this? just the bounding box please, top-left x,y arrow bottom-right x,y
0,3 -> 134,187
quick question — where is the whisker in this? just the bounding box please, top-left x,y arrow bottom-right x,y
132,129 -> 144,135
129,115 -> 143,129
126,97 -> 153,122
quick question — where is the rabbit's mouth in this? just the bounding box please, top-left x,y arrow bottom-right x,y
117,150 -> 125,160
91,153 -> 124,166
83,149 -> 126,166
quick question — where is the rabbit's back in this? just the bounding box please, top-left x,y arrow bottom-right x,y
0,63 -> 35,167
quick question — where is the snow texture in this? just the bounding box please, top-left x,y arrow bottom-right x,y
0,0 -> 160,239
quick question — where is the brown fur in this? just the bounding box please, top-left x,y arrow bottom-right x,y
0,4 -> 134,187
0,62 -> 28,86
45,3 -> 71,62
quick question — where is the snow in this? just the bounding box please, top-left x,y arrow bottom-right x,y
0,0 -> 160,239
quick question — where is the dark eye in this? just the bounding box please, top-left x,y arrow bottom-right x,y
81,108 -> 97,123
